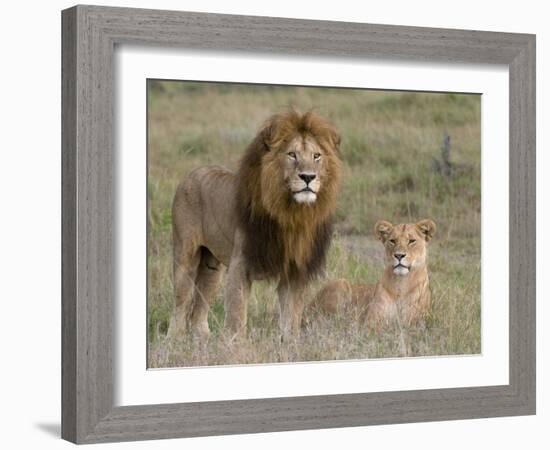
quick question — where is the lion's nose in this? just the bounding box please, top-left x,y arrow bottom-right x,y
299,173 -> 316,184
394,252 -> 406,261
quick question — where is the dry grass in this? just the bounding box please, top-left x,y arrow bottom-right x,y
147,81 -> 481,368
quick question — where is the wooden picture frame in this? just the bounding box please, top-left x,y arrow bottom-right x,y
61,5 -> 536,444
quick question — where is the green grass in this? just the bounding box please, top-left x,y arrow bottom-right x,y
147,80 -> 481,367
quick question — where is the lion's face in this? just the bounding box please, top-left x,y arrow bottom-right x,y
375,219 -> 436,276
279,135 -> 326,204
248,110 -> 341,224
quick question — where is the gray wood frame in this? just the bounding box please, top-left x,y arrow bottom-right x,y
61,4 -> 536,444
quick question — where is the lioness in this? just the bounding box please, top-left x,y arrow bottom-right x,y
310,219 -> 436,330
169,110 -> 342,341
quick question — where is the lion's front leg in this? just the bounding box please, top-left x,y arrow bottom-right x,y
277,279 -> 306,341
224,251 -> 251,340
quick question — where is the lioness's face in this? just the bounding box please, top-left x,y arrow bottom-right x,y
281,136 -> 325,204
375,219 -> 437,276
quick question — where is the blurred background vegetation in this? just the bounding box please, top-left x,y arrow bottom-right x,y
147,80 -> 481,367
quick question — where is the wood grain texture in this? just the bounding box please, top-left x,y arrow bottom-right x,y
61,7 -> 77,443
62,5 -> 114,442
61,4 -> 536,444
508,36 -> 536,409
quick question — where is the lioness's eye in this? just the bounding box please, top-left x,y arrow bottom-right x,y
287,152 -> 297,160
409,239 -> 416,245
313,153 -> 321,161
389,239 -> 396,245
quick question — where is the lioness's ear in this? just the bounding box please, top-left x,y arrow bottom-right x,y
416,219 -> 437,242
374,220 -> 393,242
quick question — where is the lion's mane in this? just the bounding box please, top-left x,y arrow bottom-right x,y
236,110 -> 342,282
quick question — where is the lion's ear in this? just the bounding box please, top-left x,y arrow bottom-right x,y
416,219 -> 437,242
331,128 -> 341,153
374,220 -> 393,242
259,123 -> 274,151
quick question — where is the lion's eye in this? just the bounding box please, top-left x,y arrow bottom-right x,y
313,153 -> 321,161
389,239 -> 396,245
287,152 -> 297,160
409,239 -> 416,245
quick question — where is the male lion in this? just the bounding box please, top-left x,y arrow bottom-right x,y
310,219 -> 436,331
169,110 -> 342,341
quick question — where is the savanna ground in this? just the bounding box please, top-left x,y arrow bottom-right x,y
147,80 -> 481,368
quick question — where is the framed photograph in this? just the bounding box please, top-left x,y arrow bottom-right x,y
62,5 -> 535,444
